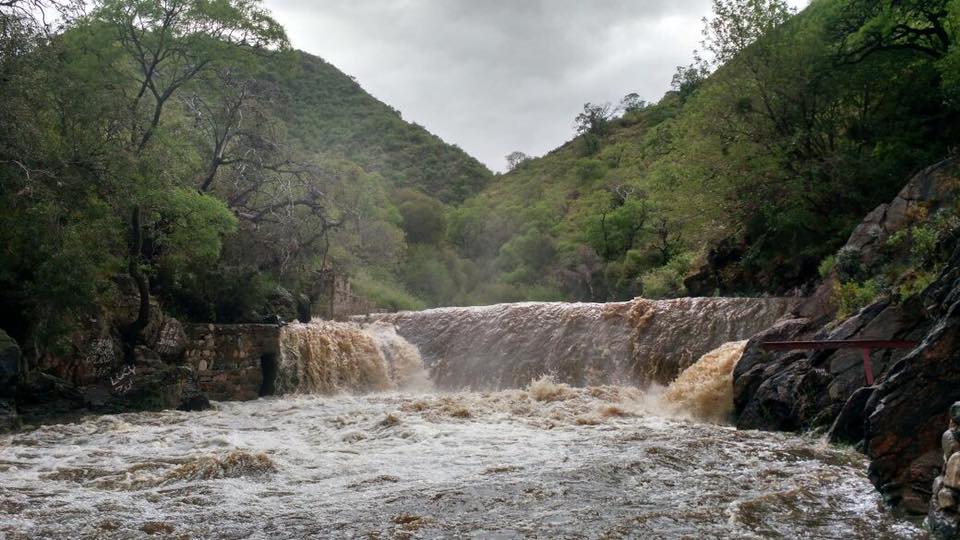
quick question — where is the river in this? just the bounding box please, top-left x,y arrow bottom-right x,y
0,300 -> 925,538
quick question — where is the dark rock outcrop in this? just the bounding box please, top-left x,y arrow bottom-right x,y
0,329 -> 18,392
733,158 -> 960,514
864,243 -> 960,513
16,371 -> 87,422
733,297 -> 926,433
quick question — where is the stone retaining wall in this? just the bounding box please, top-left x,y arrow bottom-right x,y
183,324 -> 282,401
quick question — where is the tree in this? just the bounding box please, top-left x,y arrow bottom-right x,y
573,102 -> 615,137
700,0 -> 794,65
832,0 -> 953,63
395,188 -> 446,245
505,151 -> 529,170
89,0 -> 287,356
619,92 -> 646,113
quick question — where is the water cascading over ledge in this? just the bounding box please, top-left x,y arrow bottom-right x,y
275,321 -> 431,395
183,321 -> 430,400
364,297 -> 797,390
185,297 -> 795,400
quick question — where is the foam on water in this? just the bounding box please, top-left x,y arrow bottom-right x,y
0,386 -> 922,538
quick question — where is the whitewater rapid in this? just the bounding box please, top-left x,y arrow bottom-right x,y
0,386 -> 920,538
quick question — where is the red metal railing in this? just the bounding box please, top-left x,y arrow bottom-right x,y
760,340 -> 919,385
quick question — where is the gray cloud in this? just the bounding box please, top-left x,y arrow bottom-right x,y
266,0 -> 808,172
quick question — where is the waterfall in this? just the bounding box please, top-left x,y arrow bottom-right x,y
275,321 -> 430,395
365,297 -> 795,390
662,340 -> 748,423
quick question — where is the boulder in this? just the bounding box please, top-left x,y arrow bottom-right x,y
82,356 -> 202,414
929,409 -> 960,538
940,488 -> 959,511
149,316 -> 188,360
947,454 -> 960,490
944,430 -> 960,463
177,394 -> 212,412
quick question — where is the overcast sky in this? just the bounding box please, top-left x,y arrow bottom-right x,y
265,0 -> 808,172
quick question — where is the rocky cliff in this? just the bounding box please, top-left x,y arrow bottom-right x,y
733,158 -> 960,513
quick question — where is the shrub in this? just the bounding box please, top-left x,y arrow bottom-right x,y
817,255 -> 836,279
352,272 -> 424,312
834,246 -> 864,282
832,279 -> 881,319
575,159 -> 607,183
639,253 -> 692,299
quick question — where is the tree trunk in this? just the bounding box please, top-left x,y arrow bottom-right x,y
121,205 -> 150,363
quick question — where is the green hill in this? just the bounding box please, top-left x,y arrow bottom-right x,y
272,52 -> 491,204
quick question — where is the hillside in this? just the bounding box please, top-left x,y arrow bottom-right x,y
272,52 -> 492,204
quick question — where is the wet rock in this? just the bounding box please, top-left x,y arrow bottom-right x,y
178,394 -> 212,412
945,430 -> 960,462
733,317 -> 810,417
16,372 -> 88,421
88,360 -> 194,414
0,399 -> 19,432
866,243 -> 960,513
946,455 -> 960,490
828,386 -> 876,446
